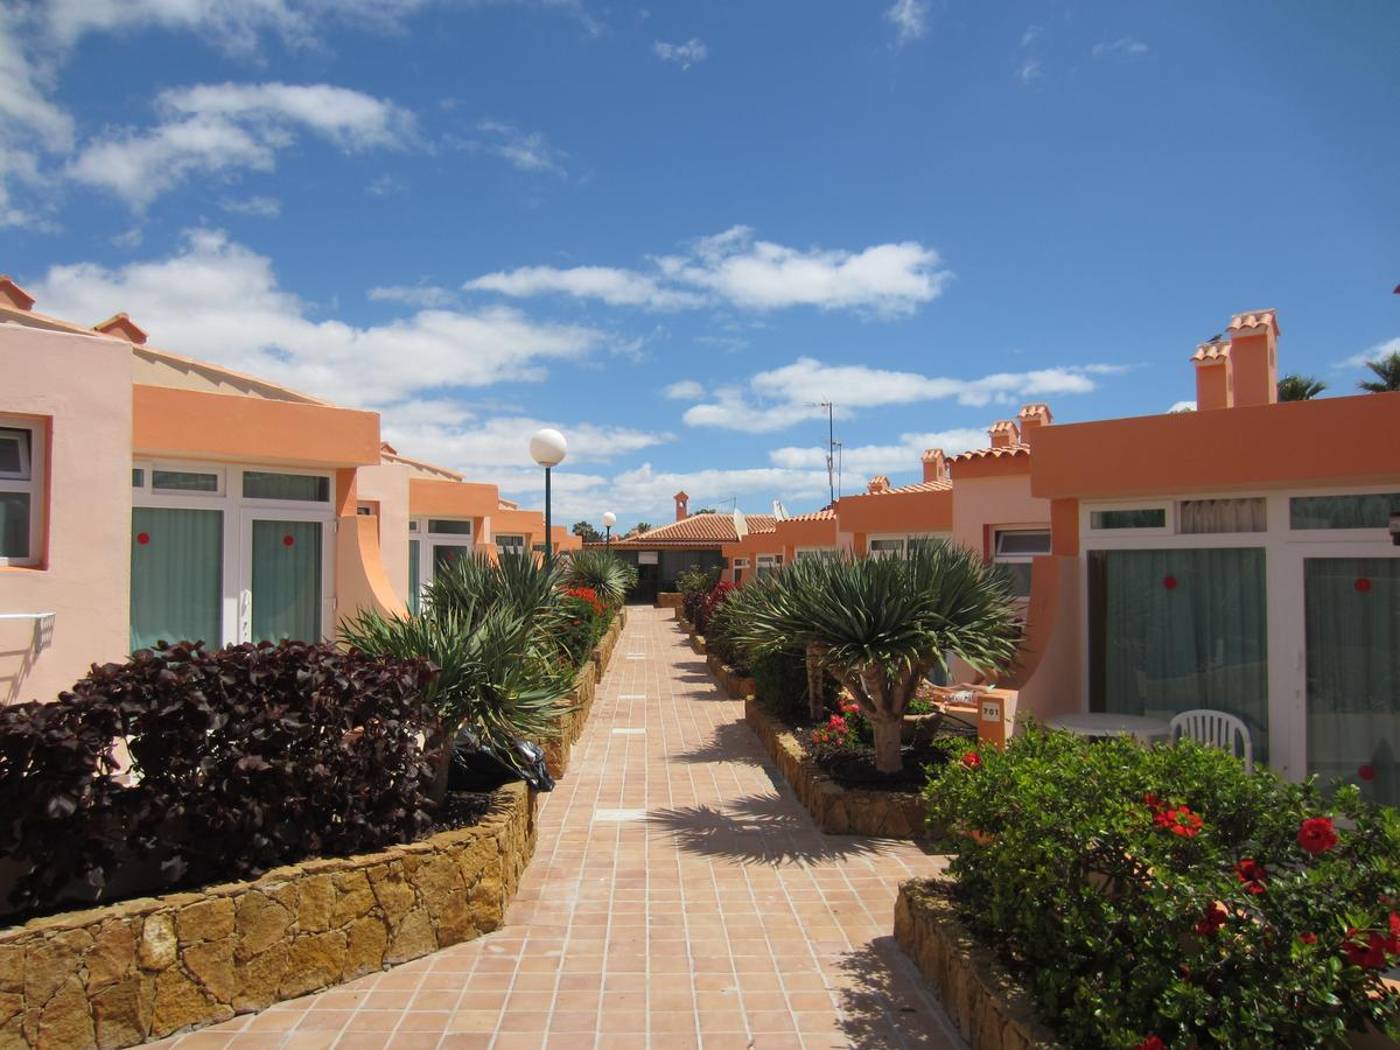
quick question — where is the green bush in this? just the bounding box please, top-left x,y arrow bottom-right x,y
752,648 -> 836,724
925,729 -> 1400,1049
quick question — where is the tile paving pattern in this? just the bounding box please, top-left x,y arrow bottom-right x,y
144,607 -> 962,1050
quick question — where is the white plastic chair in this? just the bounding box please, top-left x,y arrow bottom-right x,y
1169,709 -> 1254,773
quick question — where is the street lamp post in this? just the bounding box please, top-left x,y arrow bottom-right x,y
529,428 -> 568,563
602,511 -> 616,551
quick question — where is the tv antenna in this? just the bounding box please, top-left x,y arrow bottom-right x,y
805,401 -> 837,506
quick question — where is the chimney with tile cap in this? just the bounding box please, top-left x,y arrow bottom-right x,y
1017,403 -> 1052,436
674,490 -> 689,521
867,475 -> 890,494
921,448 -> 947,484
1191,338 -> 1232,410
93,312 -> 148,345
988,420 -> 1020,449
1225,309 -> 1279,408
0,275 -> 35,311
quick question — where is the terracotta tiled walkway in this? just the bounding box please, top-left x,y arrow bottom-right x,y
146,607 -> 962,1050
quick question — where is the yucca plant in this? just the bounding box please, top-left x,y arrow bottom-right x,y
724,543 -> 1023,773
340,551 -> 576,799
564,549 -> 638,607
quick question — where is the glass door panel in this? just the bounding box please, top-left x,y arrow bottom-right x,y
1090,548 -> 1269,761
250,519 -> 323,643
130,507 -> 223,650
1305,558 -> 1400,804
408,539 -> 421,615
432,542 -> 472,579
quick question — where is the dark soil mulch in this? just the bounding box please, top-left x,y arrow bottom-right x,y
425,790 -> 495,835
811,741 -> 949,793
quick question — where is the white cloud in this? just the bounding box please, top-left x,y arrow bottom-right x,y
653,38 -> 707,69
684,356 -> 1111,433
382,415 -> 672,476
1339,337 -> 1400,369
219,194 -> 282,217
1092,37 -> 1150,59
1016,58 -> 1044,84
1169,400 -> 1197,413
468,120 -> 567,175
1020,26 -> 1042,49
768,428 -> 991,473
31,228 -> 606,408
467,226 -> 951,318
369,284 -> 458,308
67,82 -> 417,208
663,379 -> 705,400
885,0 -> 928,47
466,265 -> 702,310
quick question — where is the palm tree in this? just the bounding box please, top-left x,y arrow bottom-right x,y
1277,374 -> 1327,401
1359,351 -> 1400,393
723,543 -> 1022,773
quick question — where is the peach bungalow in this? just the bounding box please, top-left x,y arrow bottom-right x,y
1019,310 -> 1400,802
0,277 -> 560,704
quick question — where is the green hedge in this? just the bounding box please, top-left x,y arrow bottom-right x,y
925,729 -> 1400,1049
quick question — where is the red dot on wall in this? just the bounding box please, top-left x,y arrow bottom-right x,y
1360,764 -> 1377,782
136,532 -> 150,546
1355,578 -> 1372,593
282,534 -> 295,547
1162,575 -> 1178,590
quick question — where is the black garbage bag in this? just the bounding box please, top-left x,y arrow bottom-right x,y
448,726 -> 555,793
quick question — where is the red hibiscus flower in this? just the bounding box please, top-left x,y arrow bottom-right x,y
1297,816 -> 1338,857
1142,792 -> 1166,811
1194,902 -> 1228,937
1343,929 -> 1391,969
1299,932 -> 1318,945
1136,1037 -> 1166,1050
1234,858 -> 1268,895
962,751 -> 982,770
1155,805 -> 1203,838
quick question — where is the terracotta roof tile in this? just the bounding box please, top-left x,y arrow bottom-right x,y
950,444 -> 1030,463
1227,309 -> 1279,336
784,508 -> 836,522
853,478 -> 953,495
1191,340 -> 1230,362
613,513 -> 776,547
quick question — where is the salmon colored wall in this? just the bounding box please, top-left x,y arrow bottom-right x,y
1029,392 -> 1400,500
1005,555 -> 1083,723
950,473 -> 1049,558
335,514 -> 408,627
133,386 -> 380,468
835,488 -> 953,535
1195,360 -> 1230,411
1,327 -> 133,703
1050,499 -> 1079,556
354,461 -> 412,603
492,506 -> 546,548
408,478 -> 502,519
776,516 -> 839,557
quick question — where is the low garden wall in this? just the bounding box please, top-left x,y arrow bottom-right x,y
894,879 -> 1062,1050
542,611 -> 623,778
744,698 -> 929,839
0,782 -> 537,1050
654,592 -> 684,610
705,652 -> 755,700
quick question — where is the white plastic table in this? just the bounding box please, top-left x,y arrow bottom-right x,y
1045,712 -> 1172,744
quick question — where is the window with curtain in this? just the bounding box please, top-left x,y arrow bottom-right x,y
251,520 -> 322,642
1291,493 -> 1400,530
1306,558 -> 1400,805
1089,547 -> 1269,761
408,539 -> 420,615
869,538 -> 904,559
1091,508 -> 1167,530
1179,498 -> 1266,534
152,469 -> 219,493
428,519 -> 473,535
130,507 -> 223,650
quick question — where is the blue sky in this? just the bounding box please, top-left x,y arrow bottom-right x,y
3,1 -> 1398,528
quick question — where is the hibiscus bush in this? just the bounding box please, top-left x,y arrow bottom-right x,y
557,585 -> 609,668
925,728 -> 1400,1049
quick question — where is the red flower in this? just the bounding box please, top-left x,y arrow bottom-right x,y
1297,816 -> 1338,857
962,751 -> 982,770
1155,805 -> 1203,838
827,715 -> 847,732
1234,858 -> 1268,895
1343,929 -> 1391,970
1194,902 -> 1228,937
1299,932 -> 1318,945
1142,791 -> 1166,811
1136,1037 -> 1166,1050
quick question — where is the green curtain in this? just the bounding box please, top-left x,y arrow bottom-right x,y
432,543 -> 471,579
1306,558 -> 1400,804
243,472 -> 329,502
1092,548 -> 1269,761
0,492 -> 30,558
408,539 -> 420,615
130,507 -> 223,650
251,520 -> 322,643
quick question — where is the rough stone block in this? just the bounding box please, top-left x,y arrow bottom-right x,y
176,899 -> 233,946
234,893 -> 292,960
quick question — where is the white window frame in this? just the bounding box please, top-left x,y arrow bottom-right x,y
1078,486 -> 1400,784
495,533 -> 526,554
133,461 -> 337,645
755,553 -> 781,578
413,516 -> 478,599
1086,501 -> 1172,537
992,527 -> 1051,600
793,547 -> 833,560
868,531 -> 950,559
0,417 -> 44,568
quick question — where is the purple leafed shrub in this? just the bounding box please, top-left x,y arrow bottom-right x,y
0,640 -> 439,920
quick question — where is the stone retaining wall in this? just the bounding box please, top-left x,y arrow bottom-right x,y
654,593 -> 684,610
705,653 -> 755,700
542,613 -> 622,779
743,698 -> 929,839
894,880 -> 1061,1050
0,782 -> 537,1050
